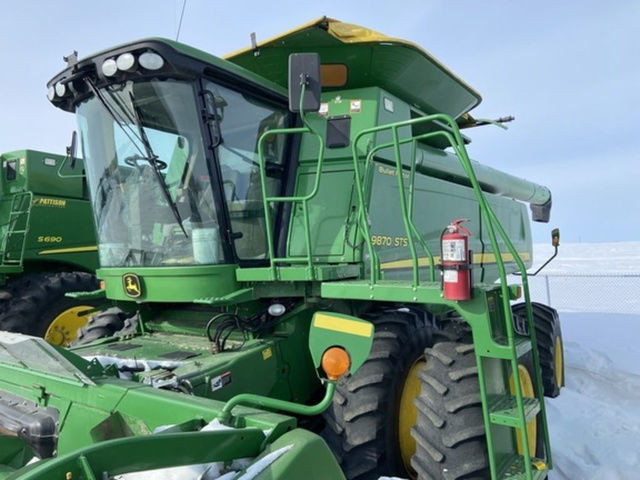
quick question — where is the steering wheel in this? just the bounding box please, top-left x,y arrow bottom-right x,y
124,154 -> 168,171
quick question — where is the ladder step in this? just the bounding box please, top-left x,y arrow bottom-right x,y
488,395 -> 540,427
496,453 -> 548,479
479,336 -> 532,359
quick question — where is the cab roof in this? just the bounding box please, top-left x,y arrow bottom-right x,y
225,17 -> 482,119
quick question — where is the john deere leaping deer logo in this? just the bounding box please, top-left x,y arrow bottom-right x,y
122,273 -> 142,298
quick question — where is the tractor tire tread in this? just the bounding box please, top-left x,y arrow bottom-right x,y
411,341 -> 488,480
321,310 -> 453,479
512,302 -> 563,397
0,272 -> 98,337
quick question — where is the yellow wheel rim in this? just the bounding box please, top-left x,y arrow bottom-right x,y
555,336 -> 564,388
398,359 -> 425,473
44,305 -> 94,347
509,364 -> 537,457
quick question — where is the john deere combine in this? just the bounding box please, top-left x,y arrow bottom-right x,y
0,149 -> 99,345
0,18 -> 564,480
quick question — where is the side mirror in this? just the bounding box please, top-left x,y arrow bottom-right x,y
201,90 -> 223,148
288,53 -> 321,113
551,228 -> 560,247
66,130 -> 78,169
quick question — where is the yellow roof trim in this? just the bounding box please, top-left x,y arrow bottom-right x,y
224,17 -> 480,101
224,17 -> 329,59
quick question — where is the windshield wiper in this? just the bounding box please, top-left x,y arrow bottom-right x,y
127,92 -> 188,237
84,79 -> 188,238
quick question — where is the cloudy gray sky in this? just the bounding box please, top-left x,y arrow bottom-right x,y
0,1 -> 637,242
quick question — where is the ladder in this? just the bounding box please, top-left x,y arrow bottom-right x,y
0,191 -> 33,269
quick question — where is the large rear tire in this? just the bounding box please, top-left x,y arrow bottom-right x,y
321,309 -> 450,479
0,272 -> 99,346
512,302 -> 564,397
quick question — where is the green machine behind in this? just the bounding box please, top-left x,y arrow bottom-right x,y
0,17 -> 565,480
0,149 -> 99,346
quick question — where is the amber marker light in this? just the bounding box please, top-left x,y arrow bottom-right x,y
321,347 -> 351,381
99,280 -> 106,290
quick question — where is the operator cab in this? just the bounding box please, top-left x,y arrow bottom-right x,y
49,41 -> 291,269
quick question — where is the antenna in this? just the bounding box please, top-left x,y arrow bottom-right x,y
251,32 -> 260,57
175,0 -> 187,41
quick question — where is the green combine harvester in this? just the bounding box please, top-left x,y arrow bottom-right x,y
0,149 -> 99,346
0,18 -> 565,480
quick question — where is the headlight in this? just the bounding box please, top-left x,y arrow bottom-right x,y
139,52 -> 164,70
101,58 -> 118,77
116,53 -> 136,71
47,86 -> 55,101
55,82 -> 66,97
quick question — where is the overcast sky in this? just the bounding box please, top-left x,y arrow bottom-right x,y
0,1 -> 637,242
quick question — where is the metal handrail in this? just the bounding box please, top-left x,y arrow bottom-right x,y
255,84 -> 325,279
349,113 -> 550,478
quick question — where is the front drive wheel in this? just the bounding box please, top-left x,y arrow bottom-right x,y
321,309 -> 450,479
0,272 -> 99,346
411,342 -> 544,480
411,342 -> 488,479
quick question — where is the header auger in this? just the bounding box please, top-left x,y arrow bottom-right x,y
0,17 -> 564,480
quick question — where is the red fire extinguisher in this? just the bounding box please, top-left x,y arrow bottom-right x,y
441,219 -> 472,301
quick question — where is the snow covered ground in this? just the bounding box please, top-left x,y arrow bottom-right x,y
527,242 -> 640,314
532,242 -> 640,479
547,313 -> 640,480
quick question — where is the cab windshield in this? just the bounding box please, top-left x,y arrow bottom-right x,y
77,78 -> 288,267
78,79 -> 219,267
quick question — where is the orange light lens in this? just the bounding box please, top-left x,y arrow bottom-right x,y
99,280 -> 106,290
321,347 -> 351,381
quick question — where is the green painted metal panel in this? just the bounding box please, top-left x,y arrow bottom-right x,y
98,264 -> 240,302
288,168 -> 355,260
252,428 -> 346,480
309,311 -> 373,378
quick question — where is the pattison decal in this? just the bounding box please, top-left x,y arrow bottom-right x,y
33,197 -> 66,208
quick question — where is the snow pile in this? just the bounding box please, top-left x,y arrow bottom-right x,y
547,313 -> 640,480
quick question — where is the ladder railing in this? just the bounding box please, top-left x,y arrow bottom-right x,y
349,113 -> 551,479
255,85 -> 325,280
0,191 -> 33,267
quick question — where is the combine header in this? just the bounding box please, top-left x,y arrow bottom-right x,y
0,17 -> 564,480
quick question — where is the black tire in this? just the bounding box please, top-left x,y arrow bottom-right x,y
72,308 -> 138,346
321,309 -> 450,480
512,302 -> 564,397
411,343 -> 545,480
411,342 -> 488,480
0,272 -> 99,346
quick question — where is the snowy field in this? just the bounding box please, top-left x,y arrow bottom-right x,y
527,242 -> 640,314
532,242 -> 640,479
